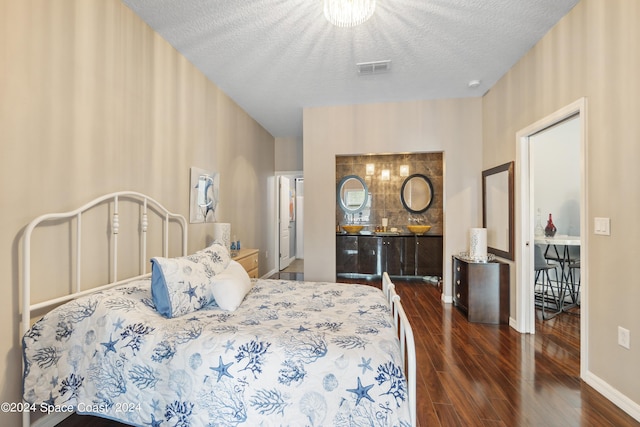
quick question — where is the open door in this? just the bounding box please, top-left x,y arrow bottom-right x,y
279,176 -> 291,270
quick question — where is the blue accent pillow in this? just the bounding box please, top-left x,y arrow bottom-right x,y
151,242 -> 231,318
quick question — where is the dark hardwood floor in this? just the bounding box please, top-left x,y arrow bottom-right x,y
58,277 -> 638,427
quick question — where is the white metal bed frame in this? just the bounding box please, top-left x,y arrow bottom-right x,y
21,191 -> 187,427
21,192 -> 416,427
383,272 -> 418,426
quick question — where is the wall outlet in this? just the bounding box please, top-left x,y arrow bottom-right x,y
618,326 -> 630,349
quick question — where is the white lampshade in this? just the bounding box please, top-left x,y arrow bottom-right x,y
213,223 -> 231,252
469,228 -> 488,260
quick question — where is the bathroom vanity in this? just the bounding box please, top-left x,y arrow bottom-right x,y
336,233 -> 443,279
335,154 -> 444,280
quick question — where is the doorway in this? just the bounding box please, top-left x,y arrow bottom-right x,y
279,176 -> 292,270
276,173 -> 304,273
515,98 -> 588,375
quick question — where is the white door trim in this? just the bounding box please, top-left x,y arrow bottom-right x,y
514,97 -> 588,377
274,171 -> 303,272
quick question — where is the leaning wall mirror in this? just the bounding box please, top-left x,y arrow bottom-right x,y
400,174 -> 434,214
337,175 -> 369,214
482,161 -> 514,260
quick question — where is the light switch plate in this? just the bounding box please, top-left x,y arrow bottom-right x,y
594,217 -> 610,235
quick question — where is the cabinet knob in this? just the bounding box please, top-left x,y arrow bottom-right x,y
456,267 -> 460,272
456,280 -> 460,285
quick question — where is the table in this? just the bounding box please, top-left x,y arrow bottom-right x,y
534,235 -> 581,312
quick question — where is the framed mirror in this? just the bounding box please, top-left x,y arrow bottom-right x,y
337,175 -> 369,214
482,161 -> 514,260
400,174 -> 434,214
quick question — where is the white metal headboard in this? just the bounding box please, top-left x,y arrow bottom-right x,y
21,191 -> 187,331
22,191 -> 187,427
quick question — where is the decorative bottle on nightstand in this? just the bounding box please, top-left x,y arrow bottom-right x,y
544,213 -> 557,237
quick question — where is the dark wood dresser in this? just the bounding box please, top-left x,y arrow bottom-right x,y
452,255 -> 509,324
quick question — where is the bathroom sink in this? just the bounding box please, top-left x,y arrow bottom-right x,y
407,225 -> 431,234
341,225 -> 364,234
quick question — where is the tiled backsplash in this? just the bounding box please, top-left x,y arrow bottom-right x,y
336,152 -> 443,235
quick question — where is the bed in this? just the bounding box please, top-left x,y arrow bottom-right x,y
21,192 -> 416,426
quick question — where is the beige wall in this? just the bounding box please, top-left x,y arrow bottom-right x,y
275,136 -> 303,172
0,1 -> 274,423
303,98 -> 483,291
483,0 -> 639,410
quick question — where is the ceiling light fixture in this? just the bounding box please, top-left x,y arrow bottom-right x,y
324,0 -> 376,28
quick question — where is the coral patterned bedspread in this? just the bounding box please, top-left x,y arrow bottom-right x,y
23,278 -> 411,426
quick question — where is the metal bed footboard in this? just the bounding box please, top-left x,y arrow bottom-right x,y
383,272 -> 417,426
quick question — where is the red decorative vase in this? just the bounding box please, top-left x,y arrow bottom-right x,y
544,213 -> 557,237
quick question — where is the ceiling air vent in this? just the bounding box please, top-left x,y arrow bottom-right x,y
357,60 -> 391,75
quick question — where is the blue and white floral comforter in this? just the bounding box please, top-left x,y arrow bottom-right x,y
23,278 -> 411,426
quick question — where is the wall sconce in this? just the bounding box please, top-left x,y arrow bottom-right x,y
399,165 -> 409,177
366,163 -> 375,176
381,169 -> 390,181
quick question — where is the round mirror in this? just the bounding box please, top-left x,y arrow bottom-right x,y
401,174 -> 434,214
337,175 -> 369,213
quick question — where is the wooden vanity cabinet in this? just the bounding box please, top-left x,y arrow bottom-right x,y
452,256 -> 509,324
336,234 -> 443,279
380,236 -> 403,275
404,235 -> 443,277
336,235 -> 359,275
354,235 -> 404,276
357,236 -> 379,275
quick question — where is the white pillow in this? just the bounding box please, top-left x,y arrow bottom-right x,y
210,260 -> 253,311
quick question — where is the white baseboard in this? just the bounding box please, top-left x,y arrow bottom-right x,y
583,370 -> 640,422
509,317 -> 519,331
262,268 -> 278,279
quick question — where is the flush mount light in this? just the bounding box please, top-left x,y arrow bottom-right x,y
468,80 -> 481,88
324,0 -> 376,28
366,163 -> 375,175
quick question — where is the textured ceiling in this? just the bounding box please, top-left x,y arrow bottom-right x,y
121,0 -> 579,138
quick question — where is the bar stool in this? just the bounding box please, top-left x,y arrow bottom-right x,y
567,259 -> 581,310
534,245 -> 561,319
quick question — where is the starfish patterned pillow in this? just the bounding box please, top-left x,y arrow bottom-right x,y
150,242 -> 231,318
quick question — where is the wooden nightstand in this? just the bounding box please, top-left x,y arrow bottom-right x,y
234,248 -> 259,278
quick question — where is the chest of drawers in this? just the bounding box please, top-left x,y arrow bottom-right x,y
452,256 -> 509,324
234,248 -> 259,278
